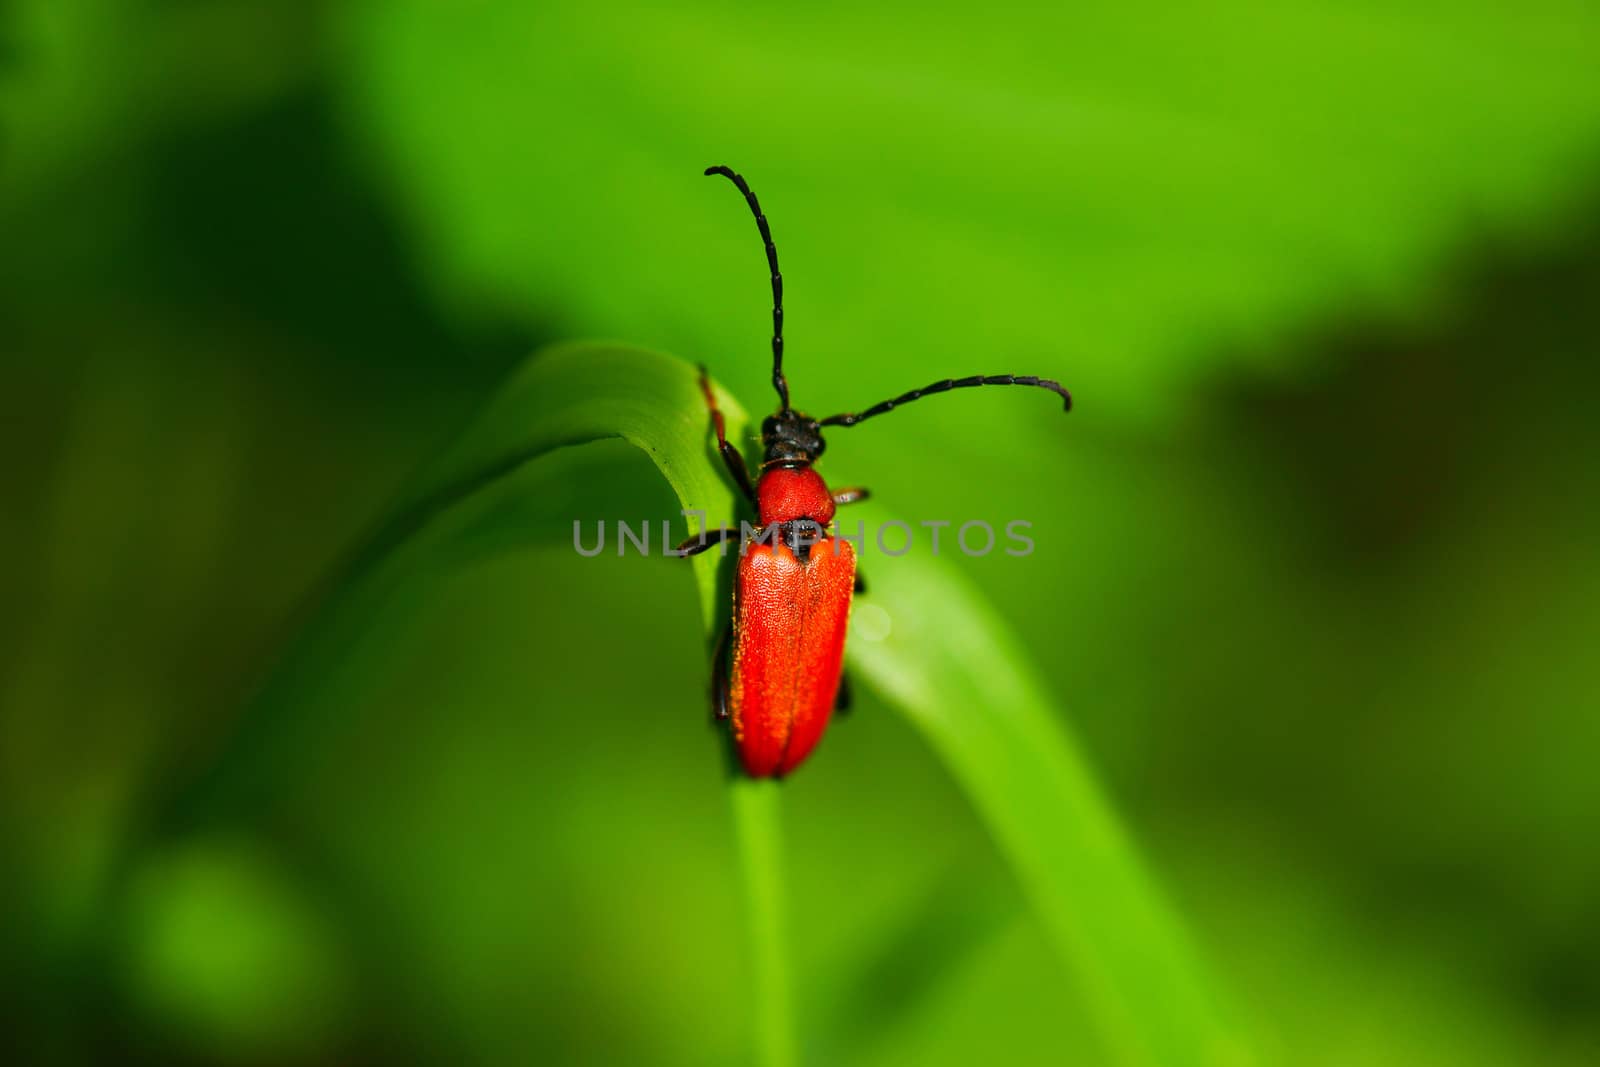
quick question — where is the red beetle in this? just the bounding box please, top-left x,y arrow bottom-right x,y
680,165 -> 1071,777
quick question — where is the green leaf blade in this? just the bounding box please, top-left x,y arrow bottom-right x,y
160,342 -> 1246,1066
844,526 -> 1249,1066
399,343 -> 1247,1063
397,342 -> 745,620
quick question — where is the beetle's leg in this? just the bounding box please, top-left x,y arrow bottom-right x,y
711,623 -> 733,722
835,671 -> 853,714
699,364 -> 758,507
853,569 -> 867,594
675,526 -> 741,557
832,486 -> 870,507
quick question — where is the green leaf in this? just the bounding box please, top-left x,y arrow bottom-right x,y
157,344 -> 742,819
339,2 -> 1600,422
158,342 -> 1247,1064
157,342 -> 798,1063
841,505 -> 1247,1066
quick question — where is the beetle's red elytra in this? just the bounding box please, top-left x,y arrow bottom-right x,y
681,164 -> 1072,778
730,535 -> 856,776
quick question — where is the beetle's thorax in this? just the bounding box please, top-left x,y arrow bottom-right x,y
757,465 -> 835,526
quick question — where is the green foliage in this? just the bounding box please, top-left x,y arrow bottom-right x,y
173,343 -> 1242,1064
844,519 -> 1244,1066
5,3 -> 1600,1065
341,1 -> 1600,420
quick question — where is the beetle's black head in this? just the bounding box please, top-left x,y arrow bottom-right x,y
761,408 -> 826,466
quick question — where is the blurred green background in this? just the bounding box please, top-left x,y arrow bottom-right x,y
4,2 -> 1600,1064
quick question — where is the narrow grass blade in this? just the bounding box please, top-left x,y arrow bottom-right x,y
149,342 -> 1246,1065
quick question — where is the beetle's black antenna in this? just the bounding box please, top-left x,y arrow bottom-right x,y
705,165 -> 790,411
819,375 -> 1073,428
